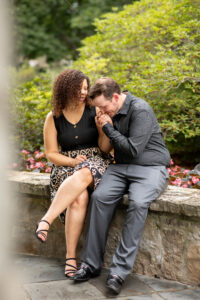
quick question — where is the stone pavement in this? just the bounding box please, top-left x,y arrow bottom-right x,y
14,254 -> 200,300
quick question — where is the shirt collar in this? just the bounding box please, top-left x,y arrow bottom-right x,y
115,91 -> 132,116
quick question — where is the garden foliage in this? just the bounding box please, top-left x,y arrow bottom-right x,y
11,73 -> 52,151
74,0 -> 200,161
13,0 -> 135,61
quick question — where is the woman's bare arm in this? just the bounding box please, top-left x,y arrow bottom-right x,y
44,112 -> 86,167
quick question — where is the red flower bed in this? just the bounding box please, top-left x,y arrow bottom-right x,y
10,151 -> 200,189
168,159 -> 200,189
10,149 -> 52,173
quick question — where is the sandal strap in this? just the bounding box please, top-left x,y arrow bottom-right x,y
38,219 -> 50,226
37,229 -> 48,233
36,231 -> 47,239
35,219 -> 50,236
65,270 -> 77,275
65,258 -> 76,261
65,263 -> 77,270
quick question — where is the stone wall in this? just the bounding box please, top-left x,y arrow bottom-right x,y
8,171 -> 200,286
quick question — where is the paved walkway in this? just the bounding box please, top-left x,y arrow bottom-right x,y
14,254 -> 200,300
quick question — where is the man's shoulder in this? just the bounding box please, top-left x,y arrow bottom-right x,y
128,93 -> 151,112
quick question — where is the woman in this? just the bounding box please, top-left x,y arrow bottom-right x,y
35,69 -> 112,278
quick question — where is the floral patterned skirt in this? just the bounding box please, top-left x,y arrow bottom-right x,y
50,147 -> 112,223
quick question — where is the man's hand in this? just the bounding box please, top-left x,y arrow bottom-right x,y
95,111 -> 113,128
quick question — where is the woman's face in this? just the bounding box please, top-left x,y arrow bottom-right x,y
80,79 -> 88,102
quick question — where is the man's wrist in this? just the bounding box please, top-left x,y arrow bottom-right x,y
102,123 -> 113,136
102,122 -> 109,130
102,121 -> 109,127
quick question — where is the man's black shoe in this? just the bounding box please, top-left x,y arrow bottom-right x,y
106,274 -> 124,295
73,263 -> 100,282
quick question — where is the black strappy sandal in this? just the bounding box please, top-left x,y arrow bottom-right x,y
35,219 -> 50,243
65,258 -> 78,279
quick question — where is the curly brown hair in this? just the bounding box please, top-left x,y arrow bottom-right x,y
52,69 -> 90,117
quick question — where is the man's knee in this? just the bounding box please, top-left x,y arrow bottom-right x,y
91,189 -> 104,202
91,188 -> 110,205
128,198 -> 150,211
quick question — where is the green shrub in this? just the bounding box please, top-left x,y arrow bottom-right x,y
10,73 -> 52,151
74,0 -> 200,162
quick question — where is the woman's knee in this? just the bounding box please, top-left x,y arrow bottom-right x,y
73,167 -> 93,185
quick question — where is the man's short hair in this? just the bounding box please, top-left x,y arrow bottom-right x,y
89,77 -> 121,100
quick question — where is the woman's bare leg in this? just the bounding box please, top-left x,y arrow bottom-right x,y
65,189 -> 89,276
36,167 -> 93,241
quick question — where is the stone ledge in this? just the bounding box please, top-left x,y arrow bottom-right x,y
8,171 -> 50,197
8,171 -> 200,217
10,171 -> 200,285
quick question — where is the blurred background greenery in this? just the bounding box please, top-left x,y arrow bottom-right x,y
10,0 -> 200,166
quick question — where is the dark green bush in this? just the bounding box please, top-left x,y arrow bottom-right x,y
74,0 -> 200,162
13,0 -> 135,62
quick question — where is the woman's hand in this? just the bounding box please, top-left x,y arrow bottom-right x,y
95,110 -> 102,129
72,155 -> 87,167
95,110 -> 113,153
95,111 -> 113,128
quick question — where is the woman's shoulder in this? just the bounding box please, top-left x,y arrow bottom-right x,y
44,111 -> 57,132
46,111 -> 64,121
46,111 -> 53,119
45,111 -> 62,127
44,111 -> 54,123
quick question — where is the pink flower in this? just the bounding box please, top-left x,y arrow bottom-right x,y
27,158 -> 35,164
30,164 -> 35,169
170,159 -> 174,165
172,166 -> 178,172
34,150 -> 39,154
182,184 -> 188,188
173,177 -> 182,186
183,169 -> 190,175
21,149 -> 30,155
192,176 -> 199,184
35,152 -> 45,159
45,167 -> 51,173
25,164 -> 30,170
35,162 -> 45,169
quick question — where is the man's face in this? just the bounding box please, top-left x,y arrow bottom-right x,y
93,94 -> 119,118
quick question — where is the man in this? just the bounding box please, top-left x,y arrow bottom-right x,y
74,78 -> 170,294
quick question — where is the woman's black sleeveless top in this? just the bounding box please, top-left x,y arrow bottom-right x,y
53,106 -> 98,151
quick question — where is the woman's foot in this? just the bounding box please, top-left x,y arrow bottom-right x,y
35,219 -> 50,243
65,257 -> 77,278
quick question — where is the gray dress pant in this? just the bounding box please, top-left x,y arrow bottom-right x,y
81,164 -> 169,280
